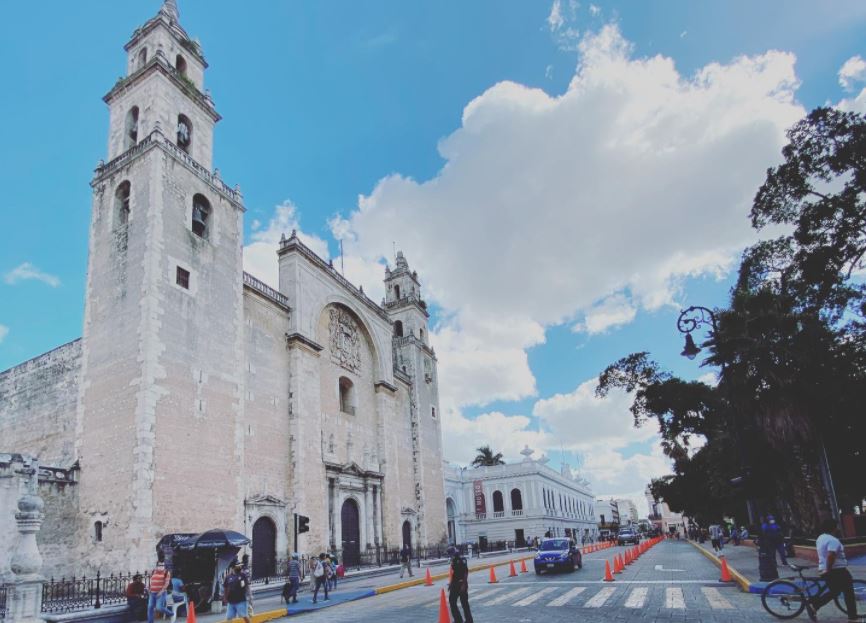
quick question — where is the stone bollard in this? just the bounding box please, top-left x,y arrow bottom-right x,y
7,457 -> 46,623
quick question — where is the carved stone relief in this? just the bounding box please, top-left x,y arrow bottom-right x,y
329,308 -> 361,373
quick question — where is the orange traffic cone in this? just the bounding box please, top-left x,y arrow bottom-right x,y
425,568 -> 434,586
438,588 -> 451,623
488,565 -> 498,583
614,555 -> 623,574
509,560 -> 517,577
520,558 -> 528,573
720,556 -> 733,582
187,602 -> 196,623
604,559 -> 614,582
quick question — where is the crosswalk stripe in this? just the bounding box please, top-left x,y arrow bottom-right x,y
584,587 -> 616,608
665,587 -> 685,609
425,587 -> 485,608
547,587 -> 586,606
513,587 -> 557,606
482,587 -> 532,605
701,586 -> 733,609
624,587 -> 648,608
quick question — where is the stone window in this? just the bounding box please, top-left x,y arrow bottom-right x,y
431,406 -> 436,418
393,320 -> 403,337
176,54 -> 187,76
137,47 -> 147,68
191,194 -> 210,238
177,114 -> 192,153
510,488 -> 523,511
94,521 -> 103,542
125,106 -> 139,150
492,490 -> 504,513
394,284 -> 401,299
115,181 -> 131,227
419,327 -> 425,341
339,376 -> 355,415
176,266 -> 190,289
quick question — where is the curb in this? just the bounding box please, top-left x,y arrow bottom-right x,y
687,540 -> 752,592
373,554 -> 537,595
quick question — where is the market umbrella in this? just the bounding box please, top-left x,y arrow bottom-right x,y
178,529 -> 250,550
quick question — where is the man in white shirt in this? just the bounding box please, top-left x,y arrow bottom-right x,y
806,518 -> 857,622
708,524 -> 723,554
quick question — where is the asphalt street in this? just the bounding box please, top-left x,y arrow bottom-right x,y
286,540 -> 858,622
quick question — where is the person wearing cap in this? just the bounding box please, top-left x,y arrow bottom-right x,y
447,546 -> 473,623
282,553 -> 301,605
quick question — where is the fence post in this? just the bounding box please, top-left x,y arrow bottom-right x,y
94,571 -> 101,609
7,455 -> 46,623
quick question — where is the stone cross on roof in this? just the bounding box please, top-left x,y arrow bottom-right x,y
160,0 -> 180,23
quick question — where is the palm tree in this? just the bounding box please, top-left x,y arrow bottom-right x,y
471,445 -> 506,467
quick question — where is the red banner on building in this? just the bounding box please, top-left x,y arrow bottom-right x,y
473,480 -> 486,515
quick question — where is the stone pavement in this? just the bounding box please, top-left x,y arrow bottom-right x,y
689,538 -> 866,594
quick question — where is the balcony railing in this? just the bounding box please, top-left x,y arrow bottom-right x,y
475,513 -> 486,520
492,511 -> 505,518
511,509 -> 523,517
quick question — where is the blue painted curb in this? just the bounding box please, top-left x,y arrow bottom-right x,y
284,589 -> 378,616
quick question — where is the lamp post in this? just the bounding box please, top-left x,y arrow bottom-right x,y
676,305 -> 756,526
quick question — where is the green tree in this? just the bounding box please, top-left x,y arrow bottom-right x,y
597,108 -> 866,534
471,445 -> 506,467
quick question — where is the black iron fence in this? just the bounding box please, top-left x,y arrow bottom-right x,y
42,571 -> 152,613
1,584 -> 7,621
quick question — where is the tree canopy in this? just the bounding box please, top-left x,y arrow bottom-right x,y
597,108 -> 866,535
471,445 -> 506,467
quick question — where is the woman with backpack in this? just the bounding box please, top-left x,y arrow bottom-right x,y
311,553 -> 330,604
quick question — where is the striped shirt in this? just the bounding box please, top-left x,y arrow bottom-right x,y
149,569 -> 169,593
288,560 -> 301,579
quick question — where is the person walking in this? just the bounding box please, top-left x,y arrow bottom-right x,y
447,546 -> 473,623
761,515 -> 788,565
399,543 -> 414,578
311,553 -> 330,604
223,562 -> 251,623
146,561 -> 172,623
709,524 -> 723,554
328,555 -> 338,591
282,553 -> 301,605
806,519 -> 858,622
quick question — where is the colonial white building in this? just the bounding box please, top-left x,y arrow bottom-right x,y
595,498 -> 620,532
616,498 -> 639,525
0,0 -> 446,578
645,485 -> 690,536
444,447 -> 596,548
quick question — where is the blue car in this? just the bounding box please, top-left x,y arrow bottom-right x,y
534,538 -> 583,574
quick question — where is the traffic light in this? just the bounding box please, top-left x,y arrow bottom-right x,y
297,514 -> 310,534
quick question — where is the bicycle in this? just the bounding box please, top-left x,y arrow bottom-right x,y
761,563 -> 866,620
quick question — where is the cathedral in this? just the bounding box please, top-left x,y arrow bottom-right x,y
0,0 -> 446,577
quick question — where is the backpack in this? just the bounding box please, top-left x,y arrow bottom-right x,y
313,561 -> 324,578
225,573 -> 245,603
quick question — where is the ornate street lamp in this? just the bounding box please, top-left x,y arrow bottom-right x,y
676,306 -> 717,359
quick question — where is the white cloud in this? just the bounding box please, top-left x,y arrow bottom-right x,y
547,0 -> 564,32
574,293 -> 637,334
243,199 -> 330,289
680,30 -> 688,39
3,262 -> 60,288
589,4 -> 602,16
839,55 -> 866,91
0,325 -> 8,343
336,24 -> 803,416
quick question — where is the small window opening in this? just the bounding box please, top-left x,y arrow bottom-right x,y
176,54 -> 187,76
177,114 -> 192,153
94,521 -> 103,542
115,181 -> 131,227
191,194 -> 210,238
339,376 -> 355,415
125,107 -> 139,149
394,284 -> 401,299
138,48 -> 148,68
432,406 -> 436,418
394,320 -> 403,337
176,266 -> 190,289
419,328 -> 425,341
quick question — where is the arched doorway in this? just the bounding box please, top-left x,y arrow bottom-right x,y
446,499 -> 457,544
251,517 -> 276,580
402,520 -> 412,549
341,499 -> 361,567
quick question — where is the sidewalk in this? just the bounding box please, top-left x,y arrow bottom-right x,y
688,539 -> 866,594
192,549 -> 539,623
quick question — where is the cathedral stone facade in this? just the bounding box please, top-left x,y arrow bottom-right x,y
0,0 -> 446,576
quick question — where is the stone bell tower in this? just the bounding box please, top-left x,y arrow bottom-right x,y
384,252 -> 447,545
75,0 -> 246,570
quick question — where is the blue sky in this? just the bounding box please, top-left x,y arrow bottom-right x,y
2,1 -> 865,509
